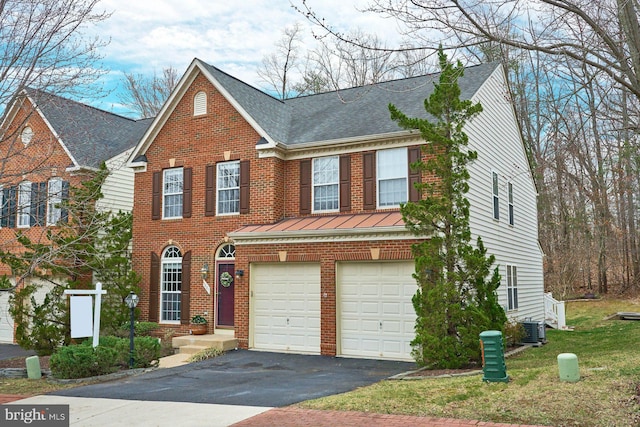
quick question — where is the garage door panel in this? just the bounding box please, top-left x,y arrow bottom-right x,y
0,292 -> 14,344
252,263 -> 321,354
339,262 -> 416,361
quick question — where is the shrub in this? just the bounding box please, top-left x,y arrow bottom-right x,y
503,320 -> 527,347
116,321 -> 159,338
132,336 -> 161,368
50,342 -> 119,379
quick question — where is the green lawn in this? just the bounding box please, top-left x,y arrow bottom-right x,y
299,299 -> 640,427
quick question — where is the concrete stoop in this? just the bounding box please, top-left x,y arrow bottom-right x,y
172,334 -> 238,355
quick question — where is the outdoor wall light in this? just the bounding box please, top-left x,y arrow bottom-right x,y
201,263 -> 209,279
235,269 -> 244,278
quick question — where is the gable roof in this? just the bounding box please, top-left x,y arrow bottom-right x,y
128,59 -> 501,164
24,89 -> 152,169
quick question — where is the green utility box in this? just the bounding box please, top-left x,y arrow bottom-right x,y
26,355 -> 41,379
479,330 -> 509,383
557,353 -> 580,382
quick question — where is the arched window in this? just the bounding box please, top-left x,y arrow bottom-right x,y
21,126 -> 33,146
193,91 -> 207,116
161,246 -> 182,322
217,244 -> 235,259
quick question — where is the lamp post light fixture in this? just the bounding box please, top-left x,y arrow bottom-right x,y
124,291 -> 139,369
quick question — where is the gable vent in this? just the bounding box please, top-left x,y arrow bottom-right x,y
194,91 -> 207,116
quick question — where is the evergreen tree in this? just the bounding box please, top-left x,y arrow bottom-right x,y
390,49 -> 507,368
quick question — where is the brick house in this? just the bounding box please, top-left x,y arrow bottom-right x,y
127,58 -> 544,361
0,89 -> 151,343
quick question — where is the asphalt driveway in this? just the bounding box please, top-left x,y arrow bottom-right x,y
50,349 -> 415,407
0,343 -> 34,360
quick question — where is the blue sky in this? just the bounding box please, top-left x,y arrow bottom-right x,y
86,0 -> 402,117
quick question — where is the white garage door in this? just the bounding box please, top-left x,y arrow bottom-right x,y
339,261 -> 417,361
0,291 -> 15,343
252,263 -> 321,354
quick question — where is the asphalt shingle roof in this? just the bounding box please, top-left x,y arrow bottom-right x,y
199,60 -> 500,146
26,89 -> 153,168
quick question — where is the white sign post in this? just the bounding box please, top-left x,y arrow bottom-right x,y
64,282 -> 107,348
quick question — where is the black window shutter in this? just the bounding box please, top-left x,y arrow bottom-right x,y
363,152 -> 376,210
408,146 -> 421,202
60,181 -> 70,224
8,186 -> 17,228
339,155 -> 351,212
299,159 -> 311,215
149,252 -> 160,323
239,160 -> 250,214
1,188 -> 9,228
180,251 -> 191,325
183,167 -> 192,218
152,171 -> 161,220
205,165 -> 216,216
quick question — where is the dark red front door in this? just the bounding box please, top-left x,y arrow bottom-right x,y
217,263 -> 235,326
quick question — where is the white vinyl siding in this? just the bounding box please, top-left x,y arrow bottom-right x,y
312,156 -> 339,212
377,147 -> 408,208
163,168 -> 183,219
97,150 -> 135,213
47,178 -> 63,225
217,161 -> 240,215
464,65 -> 544,322
194,91 -> 207,116
161,246 -> 182,323
17,181 -> 31,228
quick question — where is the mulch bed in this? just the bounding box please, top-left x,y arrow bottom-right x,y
0,356 -> 50,370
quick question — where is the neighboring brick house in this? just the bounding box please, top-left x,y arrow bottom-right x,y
127,58 -> 544,361
0,89 -> 151,343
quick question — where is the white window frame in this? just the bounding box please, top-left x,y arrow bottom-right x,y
216,160 -> 240,216
312,156 -> 339,213
21,126 -> 33,146
194,91 -> 207,116
47,178 -> 63,226
161,246 -> 182,323
17,181 -> 31,228
508,181 -> 514,226
377,147 -> 408,208
163,168 -> 183,219
492,171 -> 500,221
507,265 -> 518,311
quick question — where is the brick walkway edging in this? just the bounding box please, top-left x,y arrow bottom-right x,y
0,394 -> 30,404
230,407 -> 551,427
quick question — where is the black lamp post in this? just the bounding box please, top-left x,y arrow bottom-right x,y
124,291 -> 139,368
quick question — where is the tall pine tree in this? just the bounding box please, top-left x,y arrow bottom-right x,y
390,50 -> 507,368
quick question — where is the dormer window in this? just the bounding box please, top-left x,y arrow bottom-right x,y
21,126 -> 33,146
194,91 -> 207,116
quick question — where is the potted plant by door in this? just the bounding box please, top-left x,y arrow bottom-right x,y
190,314 -> 208,335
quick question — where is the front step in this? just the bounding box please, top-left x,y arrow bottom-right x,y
172,334 -> 238,353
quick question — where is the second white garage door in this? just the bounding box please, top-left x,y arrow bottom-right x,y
251,263 -> 321,354
0,292 -> 14,343
339,261 -> 417,361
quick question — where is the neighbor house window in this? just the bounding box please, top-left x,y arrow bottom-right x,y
217,160 -> 240,215
377,147 -> 408,207
47,178 -> 63,225
0,185 -> 3,228
17,181 -> 31,228
163,168 -> 183,219
313,156 -> 339,212
507,265 -> 518,310
161,246 -> 182,323
194,91 -> 207,116
492,171 -> 500,220
508,182 -> 514,226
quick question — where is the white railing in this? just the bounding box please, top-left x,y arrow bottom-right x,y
544,292 -> 567,330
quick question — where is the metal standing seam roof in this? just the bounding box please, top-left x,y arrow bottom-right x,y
25,88 -> 153,168
199,60 -> 501,146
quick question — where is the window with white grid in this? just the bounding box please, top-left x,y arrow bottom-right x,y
217,161 -> 240,215
312,156 -> 339,212
492,171 -> 500,220
508,181 -> 514,226
507,265 -> 518,311
47,178 -> 63,226
377,147 -> 407,207
161,246 -> 182,323
163,168 -> 183,219
17,181 -> 31,228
